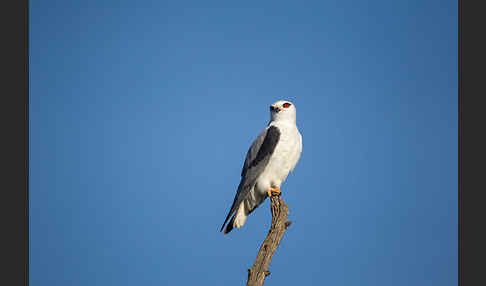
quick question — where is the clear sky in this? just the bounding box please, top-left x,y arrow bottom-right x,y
30,1 -> 457,285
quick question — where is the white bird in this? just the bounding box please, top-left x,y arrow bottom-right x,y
221,100 -> 303,234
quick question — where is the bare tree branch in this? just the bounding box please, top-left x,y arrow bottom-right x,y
246,194 -> 291,286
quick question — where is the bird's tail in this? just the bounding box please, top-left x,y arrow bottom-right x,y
223,203 -> 248,235
223,215 -> 236,234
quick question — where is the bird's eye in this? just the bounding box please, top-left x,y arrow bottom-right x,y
283,103 -> 291,108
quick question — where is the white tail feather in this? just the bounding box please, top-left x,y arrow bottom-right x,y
234,202 -> 248,228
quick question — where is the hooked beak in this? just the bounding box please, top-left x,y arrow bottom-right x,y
270,105 -> 282,113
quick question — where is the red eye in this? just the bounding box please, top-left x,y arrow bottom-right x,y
283,102 -> 291,108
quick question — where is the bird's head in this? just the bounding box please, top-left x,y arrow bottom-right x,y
269,100 -> 297,123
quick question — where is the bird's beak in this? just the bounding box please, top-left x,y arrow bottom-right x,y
270,105 -> 282,113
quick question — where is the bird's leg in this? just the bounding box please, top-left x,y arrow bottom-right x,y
267,187 -> 281,197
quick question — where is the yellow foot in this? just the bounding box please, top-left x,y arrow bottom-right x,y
267,187 -> 281,197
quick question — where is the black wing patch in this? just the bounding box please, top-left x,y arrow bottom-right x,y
242,126 -> 280,177
220,126 -> 281,233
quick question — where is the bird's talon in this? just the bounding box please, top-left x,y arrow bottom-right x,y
267,188 -> 281,197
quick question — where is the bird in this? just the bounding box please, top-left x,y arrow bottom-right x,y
221,100 -> 303,234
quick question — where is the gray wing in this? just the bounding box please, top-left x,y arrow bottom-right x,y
220,125 -> 281,231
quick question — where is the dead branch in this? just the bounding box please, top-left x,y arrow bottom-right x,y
246,194 -> 291,286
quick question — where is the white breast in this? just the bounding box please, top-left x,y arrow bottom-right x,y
254,121 -> 302,195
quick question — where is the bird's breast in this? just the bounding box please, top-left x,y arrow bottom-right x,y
262,124 -> 301,184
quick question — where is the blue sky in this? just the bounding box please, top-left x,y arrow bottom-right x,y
30,1 -> 457,285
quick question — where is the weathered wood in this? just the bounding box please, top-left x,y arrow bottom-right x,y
246,194 -> 291,286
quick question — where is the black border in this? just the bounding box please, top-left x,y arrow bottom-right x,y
0,0 -> 29,285
26,0 -> 29,283
459,0 -> 486,285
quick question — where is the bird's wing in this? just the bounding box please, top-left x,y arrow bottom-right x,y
220,125 -> 281,231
